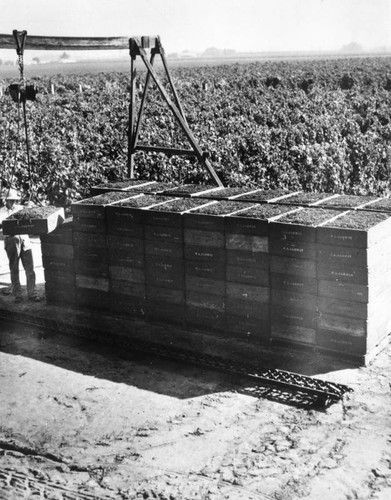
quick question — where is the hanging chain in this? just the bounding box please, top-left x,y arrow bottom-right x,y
11,30 -> 35,203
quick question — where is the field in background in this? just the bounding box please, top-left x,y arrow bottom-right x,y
1,55 -> 391,205
1,51 -> 388,78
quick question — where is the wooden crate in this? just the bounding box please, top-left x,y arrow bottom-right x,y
109,266 -> 145,284
44,269 -> 76,288
74,245 -> 108,263
184,245 -> 225,262
316,330 -> 367,355
185,275 -> 225,296
42,255 -> 75,274
226,313 -> 270,343
317,241 -> 391,270
90,179 -> 156,196
194,186 -> 261,201
105,194 -> 174,229
226,282 -> 269,304
74,259 -> 109,278
186,290 -> 224,312
144,224 -> 183,245
158,184 -> 223,198
225,203 -> 295,234
142,208 -> 182,228
40,242 -> 74,260
271,273 -> 318,295
145,255 -> 185,289
317,210 -> 391,247
233,189 -> 299,204
269,208 -> 346,259
185,260 -> 225,280
357,197 -> 391,213
109,279 -> 145,298
108,249 -> 144,269
106,207 -> 145,229
226,249 -> 269,269
106,219 -> 144,239
72,192 -> 136,219
107,235 -> 144,255
143,197 -> 211,228
183,213 -> 225,233
183,200 -> 253,233
271,325 -> 317,346
274,192 -> 340,207
270,239 -> 317,260
225,296 -> 269,320
226,233 -> 269,253
145,240 -> 183,259
73,217 -> 106,234
226,265 -> 269,287
270,255 -> 317,278
75,274 -> 109,292
2,207 -> 65,236
184,228 -> 224,248
271,289 -> 317,312
73,230 -> 107,248
271,305 -> 317,330
315,194 -> 382,211
146,286 -> 184,305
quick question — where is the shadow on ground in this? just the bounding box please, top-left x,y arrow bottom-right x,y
0,317 -> 352,411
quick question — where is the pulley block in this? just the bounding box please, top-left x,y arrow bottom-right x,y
7,83 -> 38,103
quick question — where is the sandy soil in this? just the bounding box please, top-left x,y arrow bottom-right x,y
0,318 -> 391,500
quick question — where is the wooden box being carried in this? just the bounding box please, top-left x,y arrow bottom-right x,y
3,206 -> 65,235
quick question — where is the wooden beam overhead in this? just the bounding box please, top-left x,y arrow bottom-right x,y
0,34 -> 156,51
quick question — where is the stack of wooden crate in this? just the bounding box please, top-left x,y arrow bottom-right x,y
224,203 -> 300,343
40,217 -> 75,305
317,210 -> 391,355
183,201 -> 248,333
106,194 -> 177,318
71,192 -> 136,311
143,198 -> 211,325
268,208 -> 347,347
57,184 -> 391,362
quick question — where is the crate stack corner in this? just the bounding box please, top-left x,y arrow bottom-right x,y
40,216 -> 75,305
317,210 -> 391,357
269,209 -> 319,348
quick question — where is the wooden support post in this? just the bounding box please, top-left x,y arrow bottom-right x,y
157,38 -> 187,121
131,48 -> 157,157
127,55 -> 136,178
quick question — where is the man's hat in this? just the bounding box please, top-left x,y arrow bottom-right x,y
5,188 -> 20,201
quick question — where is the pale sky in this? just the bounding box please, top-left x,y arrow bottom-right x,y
0,0 -> 390,55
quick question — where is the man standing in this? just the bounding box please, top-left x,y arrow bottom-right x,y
0,189 -> 39,302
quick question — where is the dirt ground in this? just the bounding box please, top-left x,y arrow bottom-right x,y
0,314 -> 391,500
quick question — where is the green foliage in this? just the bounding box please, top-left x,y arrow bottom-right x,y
1,57 -> 391,205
